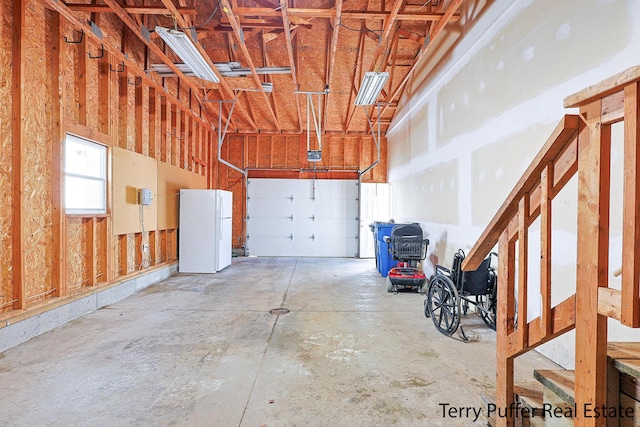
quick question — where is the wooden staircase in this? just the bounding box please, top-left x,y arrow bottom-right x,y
485,343 -> 640,427
464,65 -> 640,427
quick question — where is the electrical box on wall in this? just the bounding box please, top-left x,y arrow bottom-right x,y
139,188 -> 153,205
307,150 -> 322,162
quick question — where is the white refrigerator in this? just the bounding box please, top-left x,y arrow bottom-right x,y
179,189 -> 233,273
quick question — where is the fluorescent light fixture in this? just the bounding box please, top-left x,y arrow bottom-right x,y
354,71 -> 389,105
155,26 -> 219,83
150,61 -> 290,79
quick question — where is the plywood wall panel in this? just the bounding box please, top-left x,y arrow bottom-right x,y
23,3 -> 53,301
257,135 -> 272,167
329,137 -> 345,168
345,137 -> 359,166
286,136 -> 300,168
272,135 -> 286,168
112,147 -> 158,235
62,27 -> 78,123
66,217 -> 84,293
85,41 -> 99,131
246,135 -> 257,168
157,161 -> 207,230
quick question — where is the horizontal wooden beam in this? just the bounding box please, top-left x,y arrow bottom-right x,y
507,295 -> 576,358
228,6 -> 459,21
598,287 -> 621,320
247,169 -> 359,180
65,4 -> 196,14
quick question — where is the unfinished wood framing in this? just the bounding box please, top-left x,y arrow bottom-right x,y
464,67 -> 640,426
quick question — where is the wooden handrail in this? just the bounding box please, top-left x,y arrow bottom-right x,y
471,65 -> 640,427
462,115 -> 580,271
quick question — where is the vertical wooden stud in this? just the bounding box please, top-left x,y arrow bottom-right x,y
517,195 -> 529,349
149,87 -> 156,159
540,163 -> 553,336
496,230 -> 515,427
118,234 -> 128,276
149,230 -> 156,267
135,82 -> 143,154
51,11 -> 66,298
621,81 -> 640,327
574,102 -> 610,427
85,218 -> 96,286
11,0 -> 25,310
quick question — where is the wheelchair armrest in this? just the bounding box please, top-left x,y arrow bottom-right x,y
435,264 -> 450,276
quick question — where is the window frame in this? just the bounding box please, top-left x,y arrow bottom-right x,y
64,133 -> 108,216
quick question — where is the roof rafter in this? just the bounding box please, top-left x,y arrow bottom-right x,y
42,0 -> 215,126
221,0 -> 282,131
376,0 -> 465,126
155,0 -> 258,131
279,0 -> 303,132
322,0 -> 343,135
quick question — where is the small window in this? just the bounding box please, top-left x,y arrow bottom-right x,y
64,134 -> 107,215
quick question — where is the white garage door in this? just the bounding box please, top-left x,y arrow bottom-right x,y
246,178 -> 358,257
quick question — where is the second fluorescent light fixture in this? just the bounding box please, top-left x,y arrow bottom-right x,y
354,71 -> 389,105
155,26 -> 219,83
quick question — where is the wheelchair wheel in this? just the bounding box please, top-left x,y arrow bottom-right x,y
476,294 -> 496,330
426,275 -> 460,336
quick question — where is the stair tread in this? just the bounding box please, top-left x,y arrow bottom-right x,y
533,369 -> 575,406
608,342 -> 640,378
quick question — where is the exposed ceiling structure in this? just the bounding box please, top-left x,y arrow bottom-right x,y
62,0 -> 463,135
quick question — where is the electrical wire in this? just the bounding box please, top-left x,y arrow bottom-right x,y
153,0 -> 221,32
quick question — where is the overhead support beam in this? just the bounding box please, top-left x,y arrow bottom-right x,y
65,4 -> 197,15
366,0 -> 405,77
228,7 -> 459,21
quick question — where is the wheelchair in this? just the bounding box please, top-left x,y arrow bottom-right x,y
383,224 -> 429,293
424,249 -> 497,340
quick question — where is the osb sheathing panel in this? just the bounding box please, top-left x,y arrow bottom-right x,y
112,147 -> 158,235
286,136 -> 300,167
84,42 -> 99,130
344,137 -> 359,166
66,217 -> 84,293
62,27 -> 79,123
0,0 -> 12,306
257,136 -> 272,168
157,161 -> 207,230
243,135 -> 253,167
272,135 -> 286,168
23,4 -> 54,300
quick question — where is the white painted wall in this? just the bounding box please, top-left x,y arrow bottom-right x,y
387,0 -> 640,368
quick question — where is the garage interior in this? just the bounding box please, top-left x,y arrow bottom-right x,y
1,0 -> 640,426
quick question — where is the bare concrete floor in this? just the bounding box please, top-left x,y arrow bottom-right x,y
0,257 -> 559,426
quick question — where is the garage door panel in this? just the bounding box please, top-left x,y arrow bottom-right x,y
248,198 -> 313,218
314,180 -> 358,200
247,178 -> 358,257
312,218 -> 358,237
249,179 -> 311,198
247,236 -> 297,256
247,218 -> 295,237
313,201 -> 359,219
